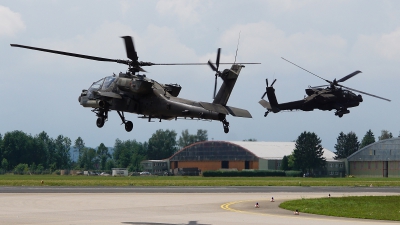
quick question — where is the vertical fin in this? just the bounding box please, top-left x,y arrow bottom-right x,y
213,64 -> 243,106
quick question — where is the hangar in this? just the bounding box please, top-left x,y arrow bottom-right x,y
168,141 -> 339,175
347,137 -> 400,177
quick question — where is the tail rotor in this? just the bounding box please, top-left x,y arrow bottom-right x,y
208,48 -> 222,99
261,78 -> 276,99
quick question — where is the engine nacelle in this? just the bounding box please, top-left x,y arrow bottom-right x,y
117,77 -> 153,95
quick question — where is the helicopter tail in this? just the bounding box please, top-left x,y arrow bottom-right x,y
213,64 -> 243,106
259,80 -> 280,113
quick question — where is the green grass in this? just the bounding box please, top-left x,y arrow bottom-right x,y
280,196 -> 400,221
0,175 -> 400,186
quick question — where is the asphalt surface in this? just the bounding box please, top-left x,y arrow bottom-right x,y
1,186 -> 399,225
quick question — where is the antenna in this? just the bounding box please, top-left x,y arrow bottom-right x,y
234,31 -> 241,64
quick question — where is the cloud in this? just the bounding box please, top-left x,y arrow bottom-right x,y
156,0 -> 209,25
219,21 -> 348,69
0,5 -> 25,37
375,27 -> 400,61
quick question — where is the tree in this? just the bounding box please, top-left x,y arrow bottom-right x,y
96,143 -> 111,170
2,131 -> 34,169
293,131 -> 326,173
113,139 -> 147,170
78,147 -> 97,170
147,129 -> 177,159
196,129 -> 208,142
73,137 -> 85,161
360,129 -> 375,149
1,158 -> 8,170
54,135 -> 72,169
287,154 -> 296,170
378,130 -> 393,141
177,129 -> 208,149
334,131 -> 359,159
0,133 -> 3,160
280,155 -> 289,170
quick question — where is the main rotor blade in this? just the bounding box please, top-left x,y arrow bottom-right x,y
216,48 -> 221,70
281,57 -> 331,84
337,70 -> 362,83
121,36 -> 138,62
153,62 -> 260,65
10,44 -> 128,65
338,84 -> 391,102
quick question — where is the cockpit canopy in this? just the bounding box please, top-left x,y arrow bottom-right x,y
87,75 -> 117,98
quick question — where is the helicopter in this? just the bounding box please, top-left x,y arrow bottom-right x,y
11,36 -> 258,133
259,57 -> 390,118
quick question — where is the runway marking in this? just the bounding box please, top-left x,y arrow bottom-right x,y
220,200 -> 394,224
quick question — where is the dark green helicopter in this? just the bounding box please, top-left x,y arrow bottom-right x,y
259,58 -> 390,117
11,36 -> 258,133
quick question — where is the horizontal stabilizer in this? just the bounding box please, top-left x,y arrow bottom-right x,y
199,102 -> 229,115
259,99 -> 280,113
259,99 -> 271,109
224,106 -> 252,118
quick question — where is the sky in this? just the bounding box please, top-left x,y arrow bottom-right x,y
1,0 -> 400,152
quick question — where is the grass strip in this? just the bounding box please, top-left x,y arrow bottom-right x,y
280,196 -> 400,221
0,175 -> 400,186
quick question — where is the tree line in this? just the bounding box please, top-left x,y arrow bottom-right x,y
280,129 -> 395,174
0,129 -> 208,173
0,127 -> 395,174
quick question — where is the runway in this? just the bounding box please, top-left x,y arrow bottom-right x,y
0,187 -> 398,225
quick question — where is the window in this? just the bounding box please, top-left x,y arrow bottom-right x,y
335,164 -> 338,168
339,164 -> 343,168
330,163 -> 333,168
335,172 -> 338,175
329,171 -> 333,175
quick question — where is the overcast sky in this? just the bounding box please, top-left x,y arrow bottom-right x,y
1,0 -> 399,152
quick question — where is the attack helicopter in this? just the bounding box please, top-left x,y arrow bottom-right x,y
259,57 -> 390,118
11,36 -> 258,133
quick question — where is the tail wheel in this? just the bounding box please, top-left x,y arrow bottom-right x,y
125,121 -> 133,132
224,127 -> 229,133
96,117 -> 105,128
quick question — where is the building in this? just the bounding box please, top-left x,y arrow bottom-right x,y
141,160 -> 168,175
168,141 -> 341,176
347,138 -> 400,177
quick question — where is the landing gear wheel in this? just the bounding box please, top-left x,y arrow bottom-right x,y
224,127 -> 229,133
96,117 -> 105,128
221,118 -> 230,133
264,111 -> 269,117
338,114 -> 343,118
125,121 -> 133,132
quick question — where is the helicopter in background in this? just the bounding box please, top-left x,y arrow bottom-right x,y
11,36 -> 258,133
259,57 -> 390,118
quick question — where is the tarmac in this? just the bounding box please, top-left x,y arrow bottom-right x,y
0,186 -> 398,225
